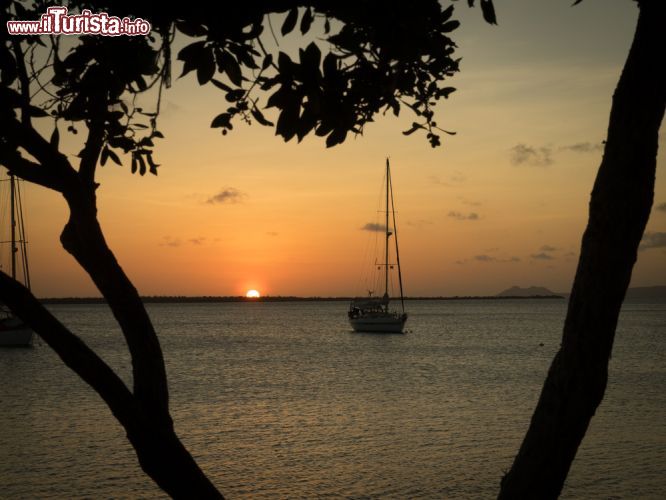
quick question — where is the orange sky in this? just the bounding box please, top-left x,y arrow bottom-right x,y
8,1 -> 666,297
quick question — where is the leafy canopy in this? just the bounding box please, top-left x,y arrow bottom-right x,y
1,0 -> 496,177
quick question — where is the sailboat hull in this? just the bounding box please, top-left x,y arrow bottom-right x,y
349,313 -> 407,333
0,316 -> 34,347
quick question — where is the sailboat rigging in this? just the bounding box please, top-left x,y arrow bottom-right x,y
348,158 -> 408,333
1,170 -> 34,347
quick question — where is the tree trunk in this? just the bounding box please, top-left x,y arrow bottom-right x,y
55,184 -> 223,498
499,1 -> 665,498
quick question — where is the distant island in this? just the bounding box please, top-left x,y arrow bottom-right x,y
496,286 -> 563,298
36,286 -> 665,304
496,285 -> 666,301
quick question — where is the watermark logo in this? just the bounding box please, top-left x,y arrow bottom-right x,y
6,6 -> 151,36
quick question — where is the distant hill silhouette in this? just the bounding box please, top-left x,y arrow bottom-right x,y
497,285 -> 666,300
497,286 -> 561,297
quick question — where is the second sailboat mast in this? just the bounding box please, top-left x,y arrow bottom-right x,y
384,159 -> 390,305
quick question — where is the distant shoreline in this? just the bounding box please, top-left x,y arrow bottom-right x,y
39,295 -> 566,304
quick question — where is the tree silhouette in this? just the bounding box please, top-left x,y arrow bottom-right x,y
499,0 -> 665,497
0,0 -> 491,496
2,0 -> 663,497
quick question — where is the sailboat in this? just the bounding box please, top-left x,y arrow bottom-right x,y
348,158 -> 408,333
0,171 -> 34,347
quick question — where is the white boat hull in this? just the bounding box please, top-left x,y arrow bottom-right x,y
0,316 -> 34,347
349,314 -> 407,333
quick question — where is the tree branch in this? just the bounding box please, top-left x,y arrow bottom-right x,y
2,114 -> 75,183
0,148 -> 63,191
79,118 -> 105,187
0,271 -> 137,426
59,202 -> 172,422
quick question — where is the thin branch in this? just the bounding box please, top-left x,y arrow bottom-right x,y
266,13 -> 280,47
28,41 -> 58,101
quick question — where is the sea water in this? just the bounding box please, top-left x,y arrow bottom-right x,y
0,299 -> 664,498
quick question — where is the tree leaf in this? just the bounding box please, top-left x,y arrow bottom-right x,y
301,42 -> 321,71
402,122 -> 425,136
229,44 -> 259,70
178,41 -> 206,78
276,100 -> 299,142
277,51 -> 293,74
251,107 -> 274,127
131,153 -> 138,174
325,128 -> 347,148
225,89 -> 245,102
137,153 -> 147,176
441,20 -> 460,33
480,0 -> 497,25
107,148 -> 122,166
300,7 -> 314,34
177,41 -> 206,63
281,7 -> 298,36
50,125 -> 60,148
441,5 -> 454,23
261,54 -> 273,70
146,152 -> 160,175
296,105 -> 317,142
175,21 -> 207,37
211,113 -> 232,128
220,51 -> 243,86
197,47 -> 216,85
101,146 -> 109,166
211,78 -> 232,92
28,105 -> 48,117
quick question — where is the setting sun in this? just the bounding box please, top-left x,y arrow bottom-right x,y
245,289 -> 261,298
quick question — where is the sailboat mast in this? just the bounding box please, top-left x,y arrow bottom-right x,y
9,172 -> 16,281
384,158 -> 390,309
389,168 -> 405,314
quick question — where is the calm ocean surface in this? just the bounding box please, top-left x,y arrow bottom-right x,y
1,299 -> 664,499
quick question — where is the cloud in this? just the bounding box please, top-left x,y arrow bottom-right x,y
540,245 -> 557,252
471,255 -> 520,263
639,231 -> 666,250
429,171 -> 467,186
206,187 -> 246,204
531,252 -> 554,260
361,222 -> 386,232
511,144 -> 553,166
448,211 -> 479,221
161,236 -> 209,247
460,198 -> 482,207
655,202 -> 666,213
560,142 -> 603,153
160,236 -> 181,247
407,219 -> 433,228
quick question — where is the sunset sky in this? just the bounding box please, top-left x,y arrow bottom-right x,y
10,1 -> 666,297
